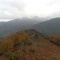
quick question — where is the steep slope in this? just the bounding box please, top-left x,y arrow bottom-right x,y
32,17 -> 60,35
0,29 -> 60,60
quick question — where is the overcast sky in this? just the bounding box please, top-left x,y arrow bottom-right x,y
0,0 -> 60,21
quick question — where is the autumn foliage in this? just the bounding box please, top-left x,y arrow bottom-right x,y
0,30 -> 35,60
0,30 -> 60,60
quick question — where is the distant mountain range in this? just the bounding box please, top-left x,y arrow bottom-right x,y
32,17 -> 60,35
0,17 -> 60,37
0,17 -> 41,37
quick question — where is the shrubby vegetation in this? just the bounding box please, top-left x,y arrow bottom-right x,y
0,31 -> 36,60
49,35 -> 60,46
0,29 -> 59,60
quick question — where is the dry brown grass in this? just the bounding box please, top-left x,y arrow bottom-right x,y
0,30 -> 60,60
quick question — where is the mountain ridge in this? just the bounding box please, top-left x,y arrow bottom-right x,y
0,18 -> 41,37
31,17 -> 60,35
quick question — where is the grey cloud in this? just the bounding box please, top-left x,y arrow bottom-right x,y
0,0 -> 25,19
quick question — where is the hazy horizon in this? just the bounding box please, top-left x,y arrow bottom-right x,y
0,16 -> 59,22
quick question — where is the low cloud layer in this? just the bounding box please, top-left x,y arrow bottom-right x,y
0,0 -> 60,21
0,0 -> 25,19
